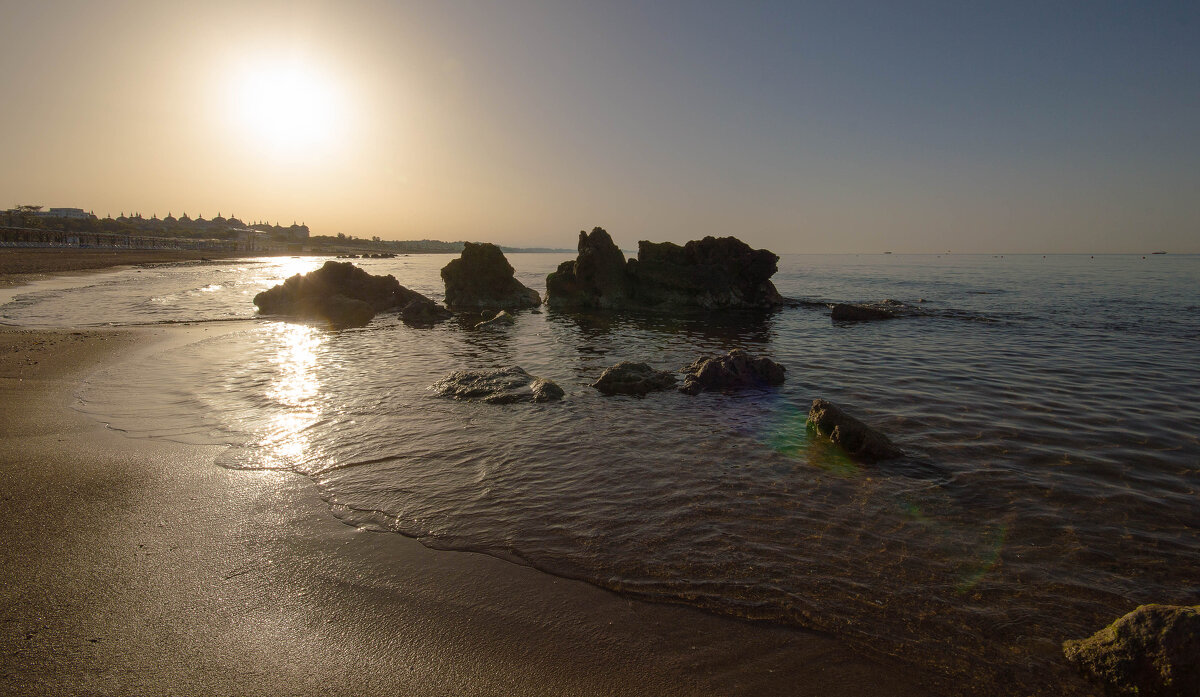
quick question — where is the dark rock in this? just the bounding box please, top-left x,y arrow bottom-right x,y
430,366 -> 564,404
830,303 -> 897,322
591,362 -> 677,396
254,260 -> 431,328
679,349 -> 785,395
806,399 -> 903,462
1063,604 -> 1200,697
399,296 -> 452,325
474,310 -> 515,329
302,293 -> 376,329
441,243 -> 541,310
629,237 -> 784,309
545,229 -> 784,311
545,228 -> 631,309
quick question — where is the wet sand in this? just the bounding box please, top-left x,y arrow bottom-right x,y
0,256 -> 947,695
0,248 -> 269,289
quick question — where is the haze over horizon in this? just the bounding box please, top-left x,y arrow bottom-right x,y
2,1 -> 1197,254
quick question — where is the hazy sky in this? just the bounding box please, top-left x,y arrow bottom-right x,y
2,1 -> 1197,253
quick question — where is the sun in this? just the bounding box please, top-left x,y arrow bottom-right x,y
227,58 -> 344,155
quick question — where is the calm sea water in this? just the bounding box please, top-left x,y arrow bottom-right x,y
4,253 -> 1198,692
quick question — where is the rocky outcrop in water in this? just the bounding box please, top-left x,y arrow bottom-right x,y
545,228 -> 784,310
430,366 -> 564,404
545,228 -> 631,309
254,260 -> 434,328
398,297 -> 452,325
679,349 -> 785,395
806,399 -> 903,462
304,294 -> 375,329
441,243 -> 541,310
591,362 -> 677,396
1063,604 -> 1200,697
473,310 -> 515,329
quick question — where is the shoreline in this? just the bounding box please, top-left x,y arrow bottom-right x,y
0,248 -> 281,289
0,318 -> 942,694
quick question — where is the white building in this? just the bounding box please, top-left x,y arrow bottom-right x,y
46,207 -> 92,219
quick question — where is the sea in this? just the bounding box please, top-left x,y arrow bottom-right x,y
3,252 -> 1197,692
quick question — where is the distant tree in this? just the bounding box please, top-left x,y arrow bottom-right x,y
14,204 -> 43,227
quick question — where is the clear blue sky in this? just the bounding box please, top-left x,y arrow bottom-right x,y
2,1 -> 1197,252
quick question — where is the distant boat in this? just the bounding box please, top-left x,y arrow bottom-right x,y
884,251 -> 893,254
1152,251 -> 1167,254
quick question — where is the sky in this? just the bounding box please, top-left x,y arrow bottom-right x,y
1,0 -> 1197,253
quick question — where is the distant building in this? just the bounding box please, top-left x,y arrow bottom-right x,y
228,228 -> 269,251
42,207 -> 92,219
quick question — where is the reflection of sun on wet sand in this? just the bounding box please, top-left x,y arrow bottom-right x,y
0,257 -> 937,695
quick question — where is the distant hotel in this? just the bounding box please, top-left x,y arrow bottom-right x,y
24,206 -> 311,242
43,207 -> 91,219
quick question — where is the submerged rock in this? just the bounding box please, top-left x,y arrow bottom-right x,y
806,399 -> 903,462
591,362 -> 677,396
430,366 -> 564,404
545,228 -> 784,311
398,296 -> 452,325
679,349 -> 786,395
1063,604 -> 1200,697
829,299 -> 934,322
441,243 -> 541,310
473,310 -> 515,329
254,260 -> 437,328
830,303 -> 897,322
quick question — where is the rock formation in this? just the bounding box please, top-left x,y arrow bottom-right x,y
545,228 -> 630,309
545,228 -> 784,310
398,297 -> 452,325
430,366 -> 564,404
441,243 -> 541,310
254,260 -> 435,329
591,362 -> 677,396
1063,604 -> 1199,697
679,349 -> 785,395
806,399 -> 903,462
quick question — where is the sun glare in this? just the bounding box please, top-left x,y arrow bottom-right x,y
228,58 -> 344,155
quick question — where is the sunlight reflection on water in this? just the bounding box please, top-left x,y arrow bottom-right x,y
57,252 -> 1200,694
254,322 -> 325,470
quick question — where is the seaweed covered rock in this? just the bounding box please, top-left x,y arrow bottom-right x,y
430,366 -> 564,404
253,260 -> 432,328
806,399 -> 903,462
545,228 -> 784,311
1063,604 -> 1200,697
679,349 -> 785,395
441,243 -> 541,310
591,362 -> 677,396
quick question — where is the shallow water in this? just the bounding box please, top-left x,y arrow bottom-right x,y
6,252 -> 1198,692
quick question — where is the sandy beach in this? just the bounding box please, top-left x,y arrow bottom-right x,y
0,248 -> 271,289
0,253 -> 941,696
